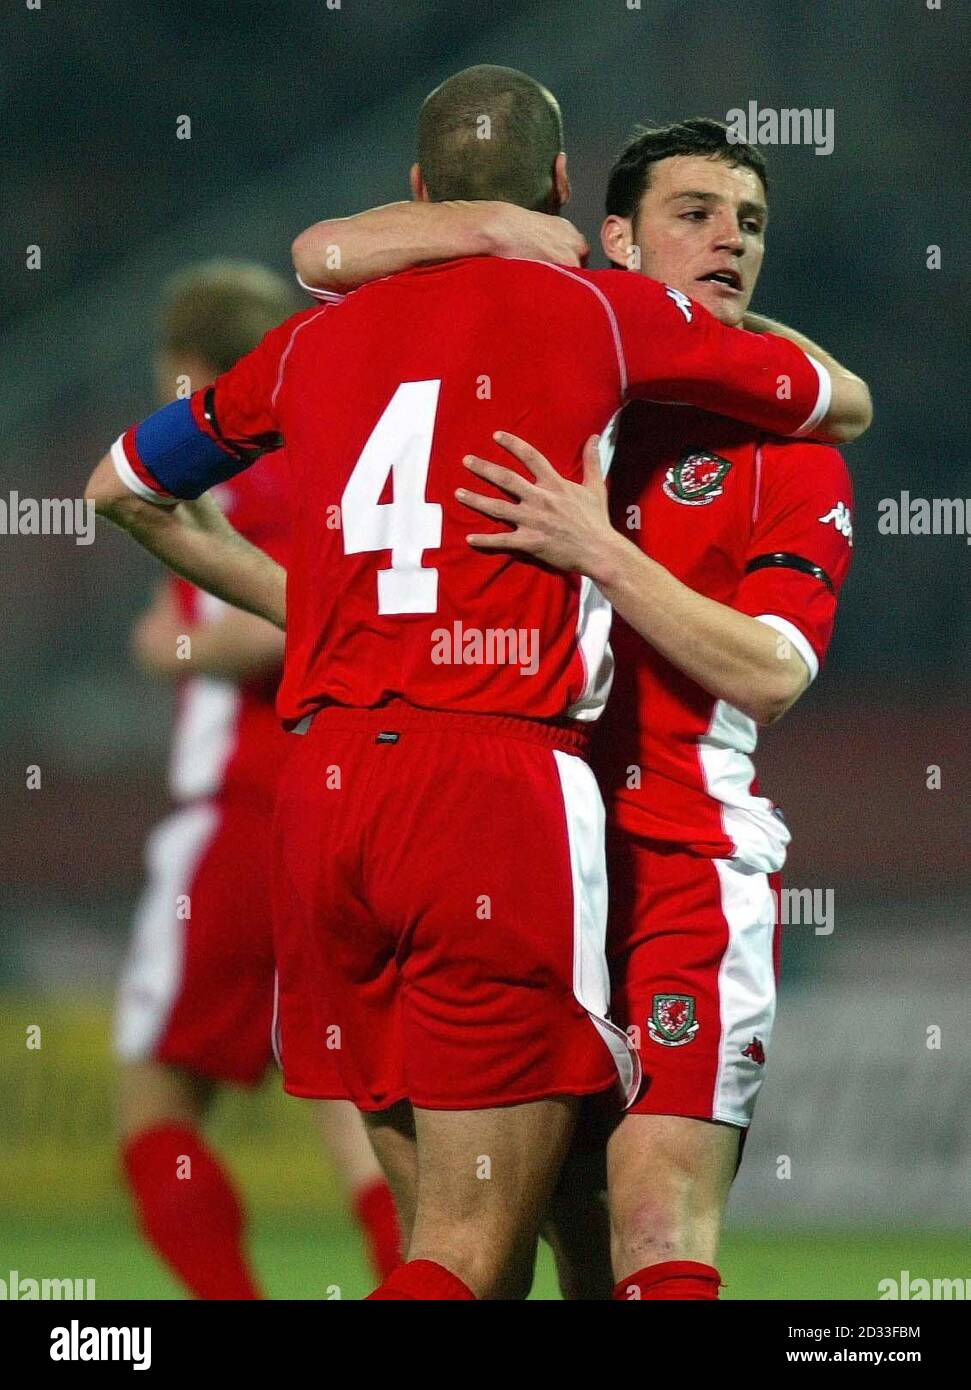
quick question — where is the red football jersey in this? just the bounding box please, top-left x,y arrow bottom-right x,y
167,449 -> 291,805
593,402 -> 854,871
112,258 -> 833,728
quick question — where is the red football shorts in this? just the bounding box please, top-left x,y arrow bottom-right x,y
608,830 -> 781,1127
272,702 -> 638,1112
115,795 -> 339,1092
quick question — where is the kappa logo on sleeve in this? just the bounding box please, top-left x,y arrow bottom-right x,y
663,451 -> 732,506
648,994 -> 700,1046
818,500 -> 854,545
664,285 -> 694,322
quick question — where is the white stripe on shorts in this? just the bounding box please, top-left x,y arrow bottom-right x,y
553,749 -> 641,1107
712,857 -> 778,1126
114,802 -> 219,1061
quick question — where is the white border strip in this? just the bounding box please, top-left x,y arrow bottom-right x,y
110,435 -> 176,507
792,354 -> 832,437
567,411 -> 619,722
553,748 -> 641,1106
114,802 -> 219,1060
755,614 -> 820,682
712,857 -> 778,1126
294,272 -> 346,303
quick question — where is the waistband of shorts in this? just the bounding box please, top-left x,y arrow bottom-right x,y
289,699 -> 591,759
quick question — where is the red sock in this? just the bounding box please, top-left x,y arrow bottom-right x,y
366,1259 -> 476,1300
122,1123 -> 262,1300
613,1260 -> 721,1301
353,1177 -> 402,1280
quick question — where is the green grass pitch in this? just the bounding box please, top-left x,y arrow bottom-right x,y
2,1220 -> 966,1300
2,999 -> 963,1300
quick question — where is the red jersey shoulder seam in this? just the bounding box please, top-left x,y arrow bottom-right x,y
537,263 -> 628,397
270,307 -> 333,409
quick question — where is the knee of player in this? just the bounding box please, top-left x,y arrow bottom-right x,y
612,1193 -> 686,1267
610,1157 -> 703,1256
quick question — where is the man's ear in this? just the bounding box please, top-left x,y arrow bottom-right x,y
601,214 -> 635,268
410,163 -> 430,201
552,152 -> 571,210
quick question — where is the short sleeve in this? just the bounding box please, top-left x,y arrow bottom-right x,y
109,307 -> 322,504
734,438 -> 854,679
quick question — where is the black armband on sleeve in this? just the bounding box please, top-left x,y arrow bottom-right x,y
745,552 -> 835,595
202,386 -> 283,463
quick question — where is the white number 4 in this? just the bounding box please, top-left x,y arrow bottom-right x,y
341,379 -> 444,614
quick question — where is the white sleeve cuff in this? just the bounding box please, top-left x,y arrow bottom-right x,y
110,436 -> 177,507
755,614 -> 819,683
792,354 -> 832,438
294,272 -> 345,303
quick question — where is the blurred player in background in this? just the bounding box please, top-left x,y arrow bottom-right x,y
114,262 -> 399,1299
87,69 -> 868,1301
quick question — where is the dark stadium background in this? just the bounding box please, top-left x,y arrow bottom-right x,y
1,0 -> 967,1298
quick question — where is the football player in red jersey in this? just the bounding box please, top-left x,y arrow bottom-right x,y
451,120 -> 859,1300
85,70 -> 869,1300
115,262 -> 400,1298
288,90 -> 868,1297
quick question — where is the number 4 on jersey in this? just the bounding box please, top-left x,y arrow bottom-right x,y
341,379 -> 444,614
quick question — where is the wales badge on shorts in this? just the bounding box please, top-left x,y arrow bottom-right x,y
648,993 -> 700,1047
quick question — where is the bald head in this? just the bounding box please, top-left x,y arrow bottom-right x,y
416,65 -> 564,212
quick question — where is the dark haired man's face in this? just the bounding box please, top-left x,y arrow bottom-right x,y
603,154 -> 766,326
